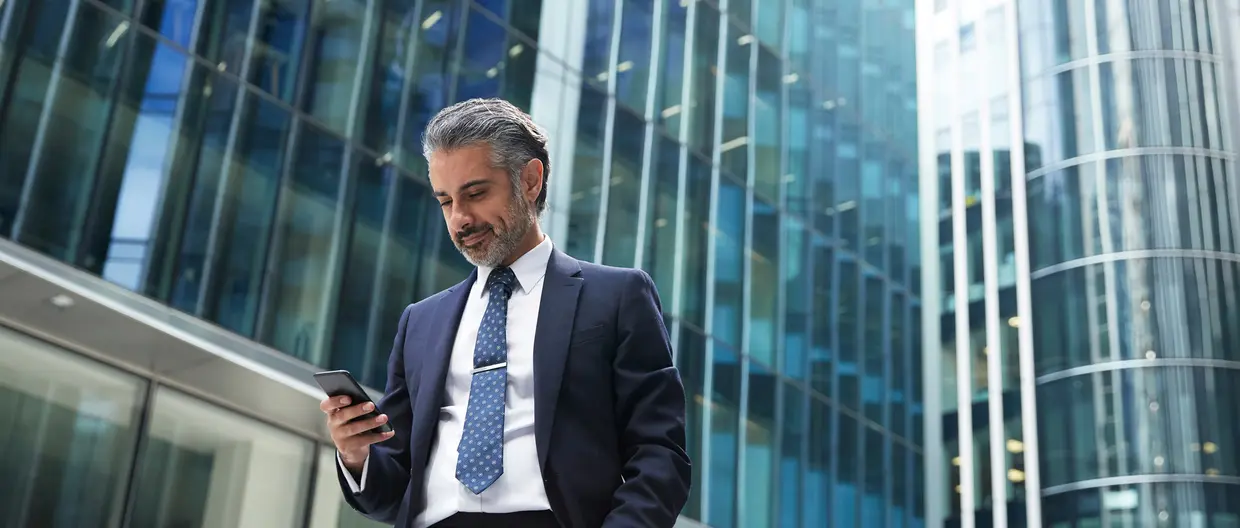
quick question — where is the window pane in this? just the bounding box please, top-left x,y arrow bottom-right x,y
249,0 -> 310,103
564,86 -> 608,261
303,0 -> 370,134
676,326 -> 708,520
809,233 -> 833,394
456,5 -> 505,101
203,95 -> 292,336
680,154 -> 712,326
580,0 -> 614,84
0,0 -> 73,232
192,0 -> 255,74
712,177 -> 746,348
615,0 -> 654,113
13,1 -> 130,260
744,359 -> 777,528
85,33 -> 195,289
307,447 -> 389,528
601,106 -> 645,266
400,0 -> 462,171
0,327 -> 144,527
329,157 -> 396,388
782,217 -> 810,380
129,388 -> 315,527
804,398 -> 831,526
160,65 -> 245,313
779,382 -> 805,527
720,24 -> 748,179
687,4 -> 719,155
708,343 -> 740,528
262,121 -> 345,364
753,48 -> 782,202
749,197 -> 778,367
838,259 -> 860,410
642,135 -> 680,294
501,29 -> 535,112
836,414 -> 860,527
864,275 -> 887,423
358,0 -> 417,155
654,0 -> 688,136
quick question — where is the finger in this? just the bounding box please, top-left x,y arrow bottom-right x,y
342,413 -> 390,438
342,430 -> 396,451
329,402 -> 377,426
320,396 -> 353,413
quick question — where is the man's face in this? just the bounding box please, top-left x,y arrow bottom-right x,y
429,144 -> 535,268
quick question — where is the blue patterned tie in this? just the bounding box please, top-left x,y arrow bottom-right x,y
456,267 -> 517,494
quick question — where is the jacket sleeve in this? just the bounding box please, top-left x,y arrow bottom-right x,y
602,269 -> 693,528
337,304 -> 415,523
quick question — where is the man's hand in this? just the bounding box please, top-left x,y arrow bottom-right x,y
320,396 -> 395,472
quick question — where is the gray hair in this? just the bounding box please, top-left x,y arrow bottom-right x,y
422,98 -> 550,214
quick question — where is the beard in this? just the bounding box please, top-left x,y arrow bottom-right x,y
452,191 -> 533,268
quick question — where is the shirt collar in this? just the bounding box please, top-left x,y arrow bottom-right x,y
476,235 -> 553,296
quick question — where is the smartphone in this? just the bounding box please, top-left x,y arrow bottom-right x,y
313,370 -> 395,434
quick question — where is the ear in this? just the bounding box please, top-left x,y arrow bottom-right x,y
520,159 -> 544,205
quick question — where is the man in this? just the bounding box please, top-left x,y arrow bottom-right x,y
319,98 -> 691,528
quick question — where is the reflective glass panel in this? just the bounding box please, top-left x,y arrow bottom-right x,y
712,177 -> 746,348
0,327 -> 144,528
302,0 -> 370,134
129,388 -> 315,527
564,86 -> 608,260
708,343 -> 741,528
615,0 -> 654,113
601,106 -> 646,266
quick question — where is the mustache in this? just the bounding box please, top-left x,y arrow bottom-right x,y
455,224 -> 493,244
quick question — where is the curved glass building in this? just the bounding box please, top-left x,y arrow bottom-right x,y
0,0 -> 922,527
920,0 -> 1240,526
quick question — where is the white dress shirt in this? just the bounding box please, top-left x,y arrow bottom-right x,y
340,235 -> 554,527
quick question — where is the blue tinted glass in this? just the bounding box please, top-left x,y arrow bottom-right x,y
204,96 -> 291,336
565,86 -> 608,261
456,6 -> 505,101
165,70 -> 244,313
615,0 -> 654,112
835,414 -> 859,527
677,327 -> 708,520
810,234 -> 834,396
863,275 -> 887,423
712,177 -> 746,347
782,218 -> 810,380
192,0 -> 254,74
780,383 -> 804,527
402,0 -> 462,170
744,360 -> 777,527
754,48 -> 782,202
601,106 -> 645,266
720,28 -> 748,178
838,259 -> 860,409
749,197 -> 778,367
14,2 -> 129,260
330,158 -> 395,387
708,343 -> 740,528
681,154 -> 711,327
863,429 -> 887,526
655,1 -> 688,136
303,0 -> 369,133
262,122 -> 345,363
361,0 -> 418,154
642,135 -> 681,294
250,0 -> 309,103
804,398 -> 830,526
94,38 -> 194,290
581,0 -> 615,82
687,4 -> 719,155
141,0 -> 199,47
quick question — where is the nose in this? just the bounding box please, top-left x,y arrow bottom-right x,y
449,203 -> 475,231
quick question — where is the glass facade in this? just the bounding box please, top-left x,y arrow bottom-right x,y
921,0 -> 1240,527
0,324 -> 386,528
0,0 -> 922,527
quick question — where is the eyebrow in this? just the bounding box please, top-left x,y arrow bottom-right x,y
433,179 -> 491,198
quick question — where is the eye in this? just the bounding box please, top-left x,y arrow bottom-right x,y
438,200 -> 451,208
468,190 -> 485,199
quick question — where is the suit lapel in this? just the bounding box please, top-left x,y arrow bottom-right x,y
533,249 -> 582,469
413,270 -> 475,455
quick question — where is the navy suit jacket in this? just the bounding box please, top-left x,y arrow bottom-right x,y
338,249 -> 692,527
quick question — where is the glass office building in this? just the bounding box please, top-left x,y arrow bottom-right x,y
919,0 -> 1240,526
0,0 -> 921,527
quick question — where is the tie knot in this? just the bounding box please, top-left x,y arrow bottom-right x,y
487,267 -> 517,295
